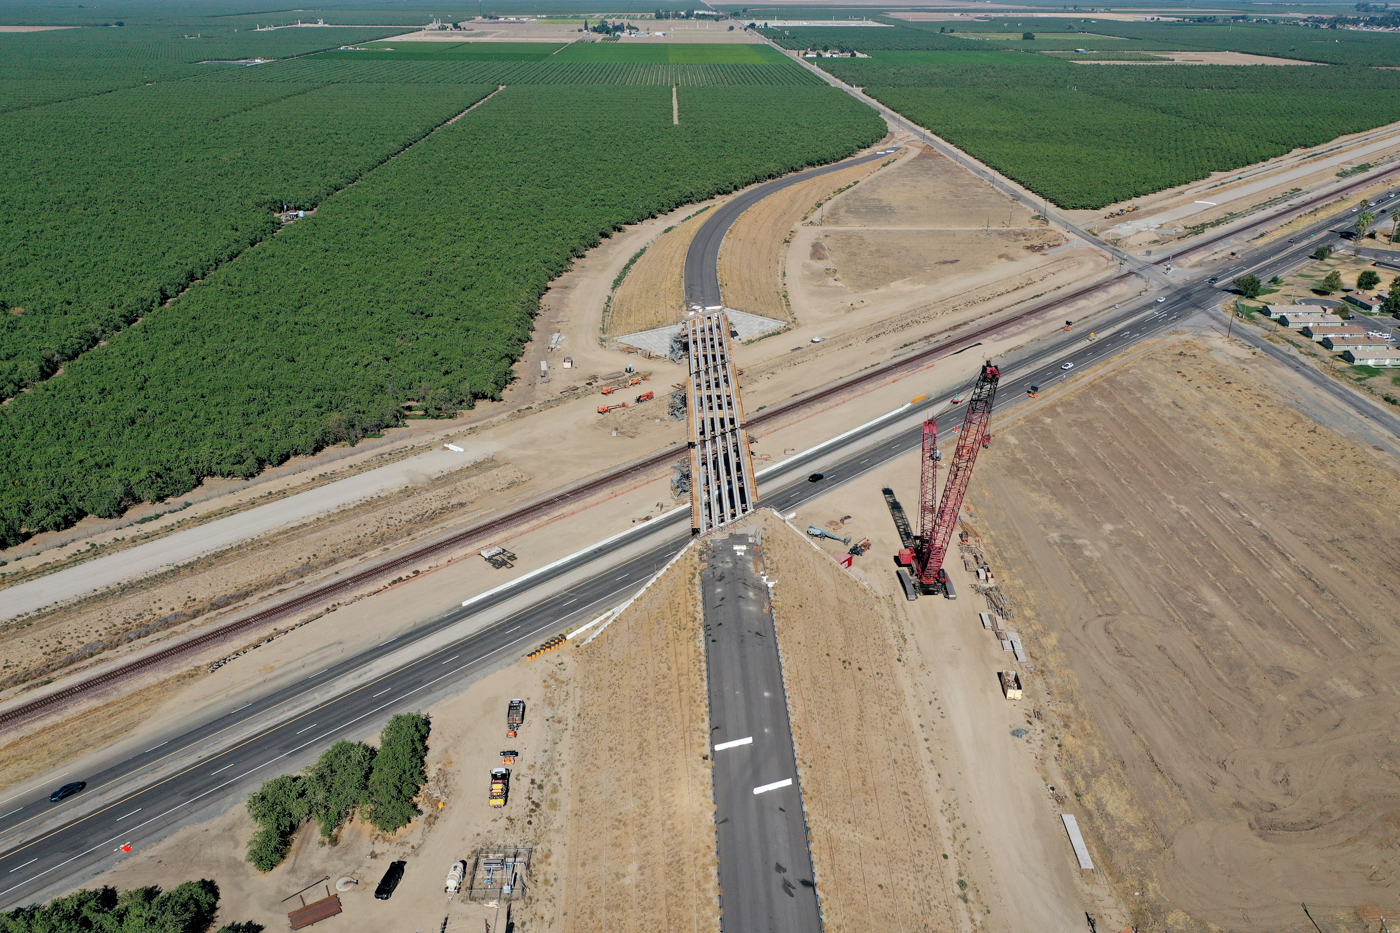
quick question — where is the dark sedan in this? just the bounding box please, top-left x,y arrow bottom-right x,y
49,781 -> 86,803
374,860 -> 406,900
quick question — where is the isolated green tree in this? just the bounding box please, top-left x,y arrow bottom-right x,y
1233,274 -> 1263,298
1358,269 -> 1381,290
1313,245 -> 1332,261
306,741 -> 377,841
1023,31 -> 1036,39
245,775 -> 311,871
1322,270 -> 1344,293
1355,210 -> 1376,237
366,713 -> 432,833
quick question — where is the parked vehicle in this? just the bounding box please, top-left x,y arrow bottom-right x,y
489,768 -> 511,808
375,861 -> 406,900
444,859 -> 467,895
506,699 -> 525,738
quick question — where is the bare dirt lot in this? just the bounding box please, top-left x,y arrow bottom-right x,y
757,512 -> 958,932
967,339 -> 1400,931
717,156 -> 890,320
563,546 -> 718,933
825,150 -> 1038,230
816,228 -> 1064,293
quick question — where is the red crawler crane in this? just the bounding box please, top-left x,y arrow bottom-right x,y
898,361 -> 1001,595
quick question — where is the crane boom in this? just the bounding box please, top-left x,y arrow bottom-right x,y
901,362 -> 1000,594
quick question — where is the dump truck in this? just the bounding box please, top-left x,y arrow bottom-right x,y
489,768 -> 510,808
444,859 -> 467,894
506,699 -> 525,738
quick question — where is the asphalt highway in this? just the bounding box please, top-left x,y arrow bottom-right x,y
4,157 -> 1397,913
704,534 -> 821,932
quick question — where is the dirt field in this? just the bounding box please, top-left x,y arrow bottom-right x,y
967,340 -> 1400,931
716,157 -> 890,320
605,208 -> 712,337
826,150 -> 1038,230
817,228 -> 1065,293
757,512 -> 958,932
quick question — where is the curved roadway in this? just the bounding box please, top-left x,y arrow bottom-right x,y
3,172 -> 1400,911
683,149 -> 893,308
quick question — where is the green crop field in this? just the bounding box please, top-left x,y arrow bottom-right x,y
817,50 -> 1400,209
553,41 -> 787,63
0,81 -> 493,401
0,23 -> 881,542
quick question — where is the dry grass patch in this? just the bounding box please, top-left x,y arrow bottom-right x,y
606,210 -> 710,337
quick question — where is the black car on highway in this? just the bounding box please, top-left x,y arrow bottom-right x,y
375,860 -> 406,900
49,781 -> 86,803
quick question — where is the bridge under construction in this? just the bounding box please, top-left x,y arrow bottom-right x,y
685,311 -> 758,535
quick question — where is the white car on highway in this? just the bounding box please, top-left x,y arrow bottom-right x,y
1061,362 -> 1075,371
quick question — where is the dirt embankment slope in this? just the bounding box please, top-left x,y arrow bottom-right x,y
757,512 -> 958,932
605,209 -> 711,337
563,546 -> 719,933
717,157 -> 889,321
968,341 -> 1400,932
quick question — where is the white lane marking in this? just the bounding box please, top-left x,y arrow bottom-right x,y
380,636 -> 396,645
372,688 -> 392,698
561,597 -> 578,606
8,859 -> 37,873
232,704 -> 252,713
505,626 -> 520,633
211,763 -> 235,774
441,656 -> 460,665
144,741 -> 168,753
1194,200 -> 1216,206
753,778 -> 793,795
294,723 -> 317,735
714,736 -> 753,751
1,808 -> 23,818
115,809 -> 141,821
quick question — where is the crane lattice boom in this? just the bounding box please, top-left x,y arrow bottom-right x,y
908,361 -> 1000,591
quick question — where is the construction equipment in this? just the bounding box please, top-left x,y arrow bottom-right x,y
489,768 -> 510,808
897,361 -> 1001,597
480,545 -> 516,569
500,749 -> 518,765
527,634 -> 566,659
807,525 -> 851,546
445,860 -> 467,895
600,386 -> 616,395
635,391 -> 655,403
1027,385 -> 1039,398
848,537 -> 871,557
597,403 -> 629,414
506,699 -> 525,738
